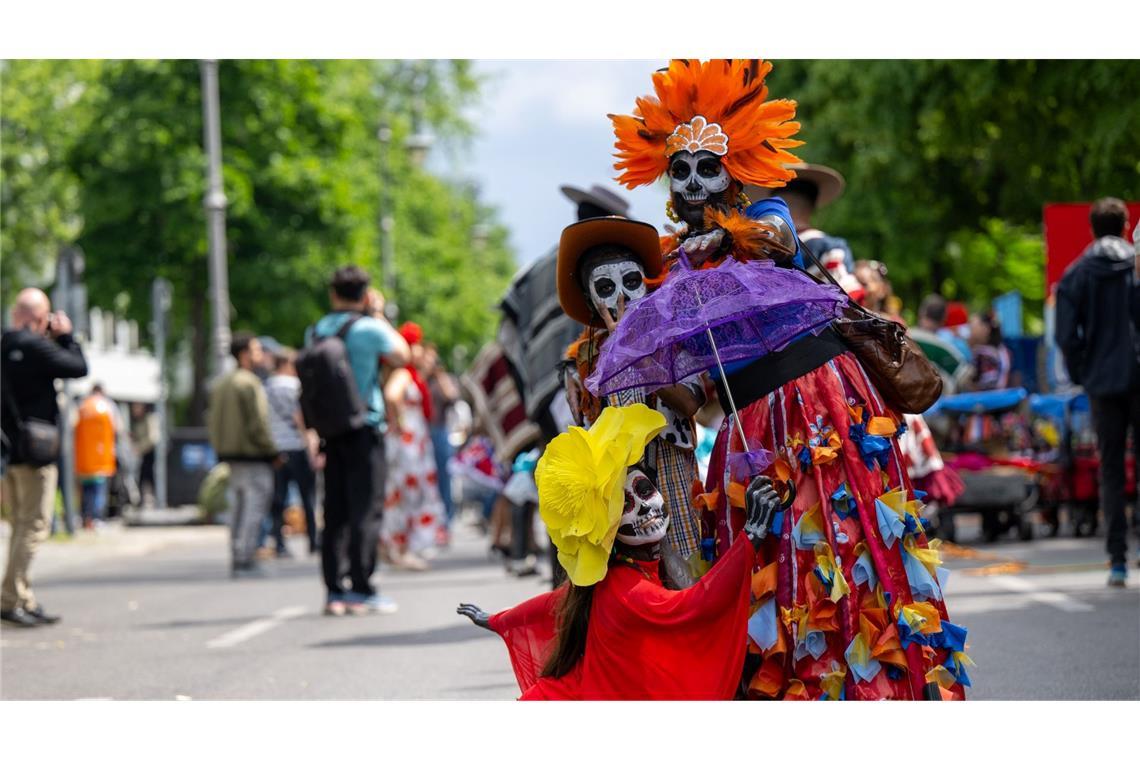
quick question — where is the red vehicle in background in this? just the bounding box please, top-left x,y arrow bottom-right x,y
1044,201 -> 1139,293
1033,392 -> 1138,538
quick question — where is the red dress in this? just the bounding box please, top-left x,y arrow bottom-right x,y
488,536 -> 757,700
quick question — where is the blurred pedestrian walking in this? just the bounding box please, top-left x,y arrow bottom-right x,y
424,343 -> 460,525
381,322 -> 447,569
854,259 -> 902,320
499,446 -> 541,576
265,347 -> 319,556
207,332 -> 279,578
128,402 -> 159,508
74,383 -> 121,530
1,288 -> 87,627
966,311 -> 1012,391
301,266 -> 409,615
918,294 -> 972,361
450,433 -> 504,530
1056,197 -> 1140,587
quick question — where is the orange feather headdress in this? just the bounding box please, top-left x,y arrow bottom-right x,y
610,59 -> 804,191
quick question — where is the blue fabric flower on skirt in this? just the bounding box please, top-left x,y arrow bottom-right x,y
831,483 -> 858,520
846,406 -> 892,471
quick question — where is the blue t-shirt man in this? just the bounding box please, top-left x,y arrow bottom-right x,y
309,312 -> 398,430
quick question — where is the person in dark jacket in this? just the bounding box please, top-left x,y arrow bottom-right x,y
1055,197 -> 1140,587
1,288 -> 88,627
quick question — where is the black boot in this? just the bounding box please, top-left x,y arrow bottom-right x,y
1,607 -> 42,627
24,605 -> 61,625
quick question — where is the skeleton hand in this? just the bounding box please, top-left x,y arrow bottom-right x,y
456,603 -> 491,629
682,229 -> 727,267
743,476 -> 795,548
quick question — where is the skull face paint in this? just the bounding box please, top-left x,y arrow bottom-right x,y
670,150 -> 732,229
616,467 -> 669,547
581,251 -> 647,322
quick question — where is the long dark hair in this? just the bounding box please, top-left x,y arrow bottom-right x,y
541,579 -> 599,679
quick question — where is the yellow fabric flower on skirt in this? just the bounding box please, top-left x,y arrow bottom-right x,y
535,404 -> 666,586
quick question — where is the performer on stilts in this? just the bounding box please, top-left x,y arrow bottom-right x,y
592,59 -> 972,700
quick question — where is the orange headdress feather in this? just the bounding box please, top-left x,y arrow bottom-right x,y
610,59 -> 803,190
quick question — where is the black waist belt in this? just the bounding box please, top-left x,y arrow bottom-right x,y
713,328 -> 846,416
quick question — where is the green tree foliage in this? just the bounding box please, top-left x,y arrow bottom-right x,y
0,59 -> 103,305
2,59 -> 514,422
944,220 -> 1046,333
769,60 -> 1140,324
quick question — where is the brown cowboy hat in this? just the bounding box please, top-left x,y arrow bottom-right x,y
744,163 -> 846,209
557,216 -> 662,327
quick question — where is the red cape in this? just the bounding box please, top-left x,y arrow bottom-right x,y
488,534 -> 756,700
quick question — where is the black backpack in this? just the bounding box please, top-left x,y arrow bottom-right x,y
296,314 -> 368,439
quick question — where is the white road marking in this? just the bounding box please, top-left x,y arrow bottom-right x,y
205,606 -> 306,649
986,575 -> 1095,612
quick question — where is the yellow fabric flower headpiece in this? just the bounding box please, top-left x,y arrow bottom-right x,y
535,404 -> 667,586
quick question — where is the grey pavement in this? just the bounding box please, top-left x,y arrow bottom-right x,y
937,527 -> 1140,700
0,517 -> 537,699
1,513 -> 1138,700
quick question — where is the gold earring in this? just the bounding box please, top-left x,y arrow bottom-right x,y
665,199 -> 681,223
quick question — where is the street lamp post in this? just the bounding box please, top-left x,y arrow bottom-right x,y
53,246 -> 85,534
151,277 -> 172,512
200,59 -> 231,379
406,62 -> 435,167
375,62 -> 434,323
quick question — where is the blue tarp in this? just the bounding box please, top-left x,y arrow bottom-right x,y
929,388 -> 1028,416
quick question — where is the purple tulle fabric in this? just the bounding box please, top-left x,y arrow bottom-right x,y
728,443 -> 776,481
585,256 -> 847,396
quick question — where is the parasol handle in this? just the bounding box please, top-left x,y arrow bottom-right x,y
705,326 -> 750,454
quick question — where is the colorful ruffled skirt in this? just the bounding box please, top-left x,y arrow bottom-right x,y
700,352 -> 972,700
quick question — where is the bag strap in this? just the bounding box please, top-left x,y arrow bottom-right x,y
334,313 -> 364,342
311,312 -> 364,345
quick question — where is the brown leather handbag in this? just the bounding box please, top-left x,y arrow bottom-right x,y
799,245 -> 943,414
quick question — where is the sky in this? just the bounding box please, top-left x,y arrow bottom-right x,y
434,60 -> 671,267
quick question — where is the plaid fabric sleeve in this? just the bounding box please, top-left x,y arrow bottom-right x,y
655,442 -> 701,559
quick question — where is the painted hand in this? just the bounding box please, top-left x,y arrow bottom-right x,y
599,292 -> 627,333
743,476 -> 795,548
682,228 -> 726,267
456,603 -> 491,629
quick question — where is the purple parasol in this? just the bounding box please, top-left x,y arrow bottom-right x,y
585,255 -> 847,397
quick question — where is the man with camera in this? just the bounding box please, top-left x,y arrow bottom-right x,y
1,288 -> 88,627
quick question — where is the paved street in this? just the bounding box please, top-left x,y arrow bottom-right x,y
1,515 -> 1137,700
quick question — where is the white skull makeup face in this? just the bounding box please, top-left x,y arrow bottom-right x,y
582,252 -> 647,321
670,150 -> 732,206
616,467 -> 669,547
